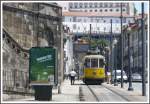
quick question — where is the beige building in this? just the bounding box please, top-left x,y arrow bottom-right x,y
58,2 -> 136,34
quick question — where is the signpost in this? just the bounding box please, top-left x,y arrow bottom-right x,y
29,47 -> 57,100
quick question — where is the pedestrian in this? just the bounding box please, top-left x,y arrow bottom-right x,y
69,70 -> 76,85
64,72 -> 69,80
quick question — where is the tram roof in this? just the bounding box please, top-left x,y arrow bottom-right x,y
84,55 -> 105,59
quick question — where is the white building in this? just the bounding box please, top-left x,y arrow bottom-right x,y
64,35 -> 74,74
58,2 -> 136,34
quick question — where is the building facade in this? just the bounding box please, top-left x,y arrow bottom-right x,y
58,2 -> 137,74
3,3 -> 62,99
58,2 -> 136,34
123,14 -> 148,77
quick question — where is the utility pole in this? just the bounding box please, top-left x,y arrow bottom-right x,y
141,3 -> 146,96
114,39 -> 118,86
110,19 -> 113,84
128,33 -> 133,91
120,3 -> 124,88
89,24 -> 92,50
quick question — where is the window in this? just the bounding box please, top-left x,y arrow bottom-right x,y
123,18 -> 126,23
105,9 -> 108,12
85,59 -> 90,68
84,3 -> 88,8
116,3 -> 120,7
79,3 -> 83,8
116,9 -> 119,12
110,9 -> 113,12
91,59 -> 98,68
123,9 -> 126,11
79,3 -> 82,5
73,16 -> 76,22
109,3 -> 113,7
90,9 -> 93,12
99,59 -> 104,67
104,3 -> 108,7
116,20 -> 119,23
70,18 -> 72,22
94,3 -> 97,8
69,3 -> 73,6
70,6 -> 72,8
75,5 -> 77,8
74,3 -> 78,6
89,3 -> 93,8
99,9 -> 102,12
99,3 -> 103,7
73,24 -> 76,29
128,20 -> 130,23
96,19 -> 99,22
95,9 -> 97,12
77,19 -> 81,22
69,3 -> 73,8
85,10 -> 87,12
122,3 -> 126,7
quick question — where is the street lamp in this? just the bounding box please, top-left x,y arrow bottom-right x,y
127,31 -> 134,91
110,19 -> 113,84
113,39 -> 118,86
105,46 -> 110,84
141,2 -> 146,96
120,3 -> 124,88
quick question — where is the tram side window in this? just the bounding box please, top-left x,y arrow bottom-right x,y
85,59 -> 90,68
91,59 -> 98,68
99,59 -> 104,68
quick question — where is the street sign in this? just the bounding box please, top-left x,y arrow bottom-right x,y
29,47 -> 56,85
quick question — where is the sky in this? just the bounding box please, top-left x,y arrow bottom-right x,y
134,2 -> 148,14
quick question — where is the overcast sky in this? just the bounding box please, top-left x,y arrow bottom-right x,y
134,2 -> 148,14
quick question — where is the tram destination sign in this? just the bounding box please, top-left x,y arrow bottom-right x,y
29,47 -> 56,85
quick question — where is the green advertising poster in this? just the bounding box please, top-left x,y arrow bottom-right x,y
29,47 -> 56,85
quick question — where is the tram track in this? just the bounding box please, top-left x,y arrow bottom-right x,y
87,85 -> 100,101
81,84 -> 130,102
101,84 -> 131,101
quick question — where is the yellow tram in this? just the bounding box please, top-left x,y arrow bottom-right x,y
81,55 -> 106,84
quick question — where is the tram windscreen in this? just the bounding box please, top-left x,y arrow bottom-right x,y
85,58 -> 90,68
99,59 -> 105,68
91,59 -> 98,68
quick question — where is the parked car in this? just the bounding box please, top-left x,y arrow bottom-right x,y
131,73 -> 142,82
112,70 -> 128,83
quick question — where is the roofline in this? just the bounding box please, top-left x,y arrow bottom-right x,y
62,12 -> 135,18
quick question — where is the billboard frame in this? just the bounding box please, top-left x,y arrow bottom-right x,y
29,47 -> 57,86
